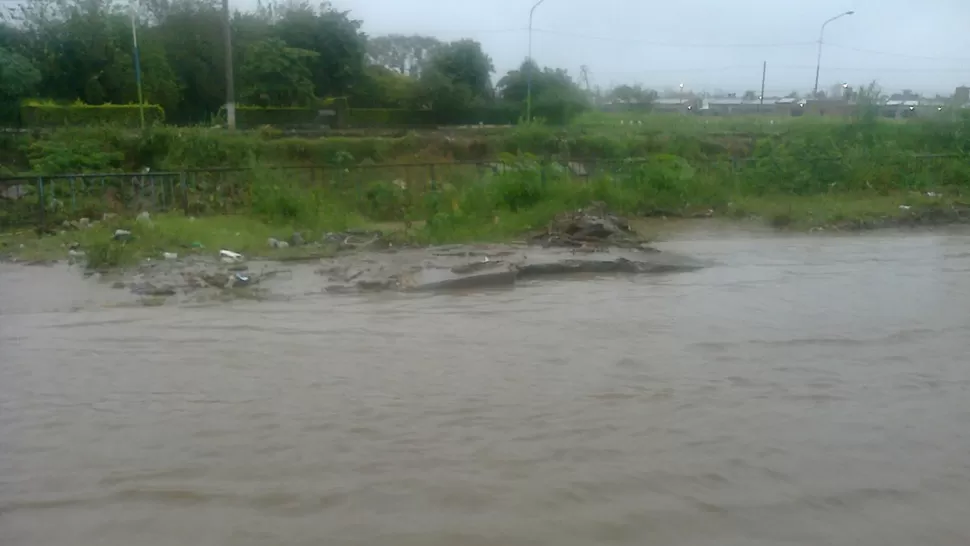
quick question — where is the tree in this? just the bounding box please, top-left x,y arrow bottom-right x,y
239,38 -> 318,106
424,39 -> 494,102
786,91 -> 800,99
743,90 -> 757,101
606,84 -> 657,107
496,59 -> 590,123
367,34 -> 440,78
270,1 -> 367,98
0,47 -> 41,122
352,64 -> 417,108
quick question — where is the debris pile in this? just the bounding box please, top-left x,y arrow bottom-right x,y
322,229 -> 388,251
530,203 -> 649,249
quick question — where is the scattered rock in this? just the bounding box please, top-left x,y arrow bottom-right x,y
113,229 -> 132,241
163,252 -> 178,260
78,218 -> 91,229
136,211 -> 153,226
268,237 -> 290,249
103,213 -> 118,222
289,232 -> 305,246
1,184 -> 28,200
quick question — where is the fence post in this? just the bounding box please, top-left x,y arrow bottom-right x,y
37,177 -> 45,230
180,171 -> 189,215
150,175 -> 157,209
69,177 -> 76,214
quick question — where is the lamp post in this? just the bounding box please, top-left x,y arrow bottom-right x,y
526,0 -> 547,124
129,0 -> 145,129
813,10 -> 854,98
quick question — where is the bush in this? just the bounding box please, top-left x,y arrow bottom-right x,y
20,100 -> 165,128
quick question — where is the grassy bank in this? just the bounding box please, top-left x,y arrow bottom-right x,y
3,153 -> 969,268
2,114 -> 969,267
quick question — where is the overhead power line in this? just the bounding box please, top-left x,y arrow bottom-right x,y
824,42 -> 970,62
531,27 -> 813,49
528,28 -> 970,62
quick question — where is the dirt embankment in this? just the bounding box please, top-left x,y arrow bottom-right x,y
3,206 -> 707,305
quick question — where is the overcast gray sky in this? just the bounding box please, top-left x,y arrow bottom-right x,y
333,0 -> 969,96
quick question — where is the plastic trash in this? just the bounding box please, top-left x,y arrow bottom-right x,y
163,252 -> 178,260
220,249 -> 244,263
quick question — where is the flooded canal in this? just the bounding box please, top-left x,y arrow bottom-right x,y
3,228 -> 970,545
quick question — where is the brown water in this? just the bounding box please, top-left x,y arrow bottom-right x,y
3,229 -> 970,546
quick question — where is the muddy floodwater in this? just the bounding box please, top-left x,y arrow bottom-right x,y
3,226 -> 970,546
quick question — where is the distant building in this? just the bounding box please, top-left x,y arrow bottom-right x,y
651,98 -> 700,114
699,97 -> 775,116
882,100 -> 920,119
800,99 -> 854,117
955,86 -> 969,105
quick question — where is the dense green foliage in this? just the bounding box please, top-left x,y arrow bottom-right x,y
0,0 -> 590,126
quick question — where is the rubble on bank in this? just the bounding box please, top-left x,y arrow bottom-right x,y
530,202 -> 653,250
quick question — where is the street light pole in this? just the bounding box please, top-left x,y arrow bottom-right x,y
129,0 -> 145,129
526,0 -> 547,124
813,10 -> 854,98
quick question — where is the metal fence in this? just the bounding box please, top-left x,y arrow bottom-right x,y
1,154 -> 966,230
0,159 -> 644,230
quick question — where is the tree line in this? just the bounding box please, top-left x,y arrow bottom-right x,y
0,0 -> 599,125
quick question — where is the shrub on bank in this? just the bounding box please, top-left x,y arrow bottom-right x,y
20,100 -> 165,128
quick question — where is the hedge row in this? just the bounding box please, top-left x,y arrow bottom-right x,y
20,101 -> 165,127
346,106 -> 520,128
219,97 -> 350,128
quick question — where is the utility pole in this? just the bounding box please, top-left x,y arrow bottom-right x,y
222,0 -> 236,130
759,61 -> 766,113
129,0 -> 145,129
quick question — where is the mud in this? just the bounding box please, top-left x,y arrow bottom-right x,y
1,206 -> 706,302
82,242 -> 704,305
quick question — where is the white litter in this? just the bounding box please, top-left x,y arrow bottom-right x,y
219,249 -> 244,263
